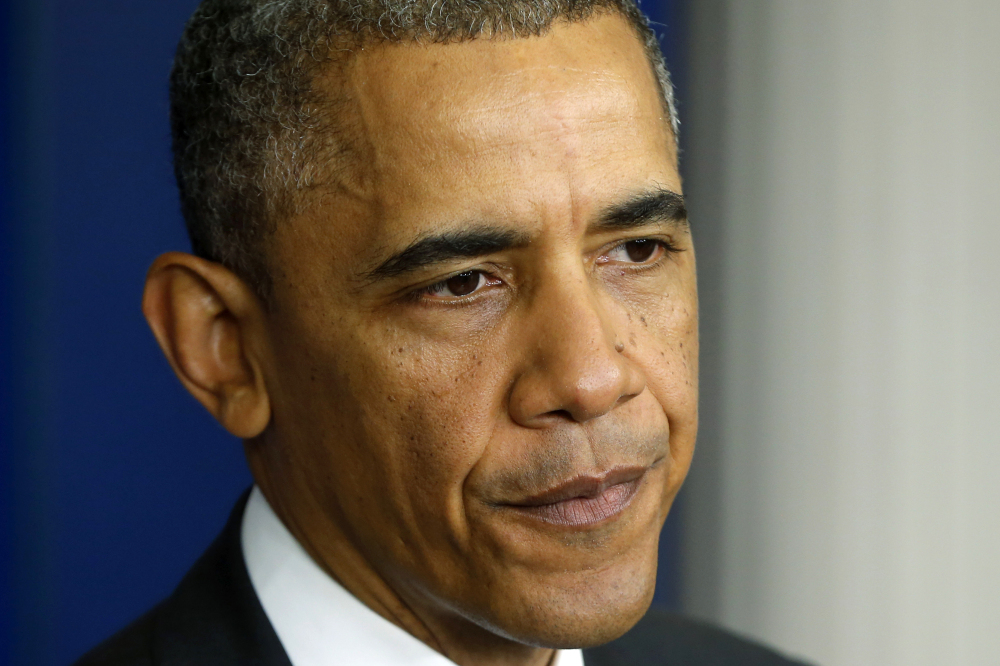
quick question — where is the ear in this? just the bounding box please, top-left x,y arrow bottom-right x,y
142,252 -> 271,439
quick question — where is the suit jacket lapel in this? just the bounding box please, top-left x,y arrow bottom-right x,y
152,488 -> 293,666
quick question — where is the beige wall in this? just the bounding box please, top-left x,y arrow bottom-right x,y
681,2 -> 1000,664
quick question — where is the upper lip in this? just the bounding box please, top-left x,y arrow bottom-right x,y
505,466 -> 649,507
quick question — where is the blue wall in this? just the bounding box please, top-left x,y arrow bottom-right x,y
0,2 -> 686,663
2,3 -> 251,664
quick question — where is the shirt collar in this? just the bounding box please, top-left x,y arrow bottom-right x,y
241,486 -> 585,666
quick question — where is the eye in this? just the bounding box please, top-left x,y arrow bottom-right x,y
603,239 -> 665,264
422,270 -> 494,300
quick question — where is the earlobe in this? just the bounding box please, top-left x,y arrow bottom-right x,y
142,252 -> 271,439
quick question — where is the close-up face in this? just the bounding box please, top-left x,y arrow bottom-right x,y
252,11 -> 698,650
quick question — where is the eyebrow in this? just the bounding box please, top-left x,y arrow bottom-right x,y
363,226 -> 532,281
362,188 -> 687,283
595,188 -> 688,231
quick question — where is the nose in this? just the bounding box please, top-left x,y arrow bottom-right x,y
508,276 -> 646,427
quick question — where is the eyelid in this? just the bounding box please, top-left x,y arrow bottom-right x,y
596,236 -> 684,264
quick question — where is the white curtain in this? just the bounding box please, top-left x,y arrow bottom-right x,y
681,2 -> 1000,664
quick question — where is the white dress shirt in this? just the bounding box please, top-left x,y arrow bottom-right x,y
241,486 -> 586,666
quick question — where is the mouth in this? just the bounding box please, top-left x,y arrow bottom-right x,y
500,467 -> 647,527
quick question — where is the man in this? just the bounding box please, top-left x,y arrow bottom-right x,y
78,1 -> 806,664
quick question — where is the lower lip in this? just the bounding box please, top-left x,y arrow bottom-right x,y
509,479 -> 642,527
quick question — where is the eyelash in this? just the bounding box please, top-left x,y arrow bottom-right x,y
410,237 -> 682,303
659,238 -> 685,255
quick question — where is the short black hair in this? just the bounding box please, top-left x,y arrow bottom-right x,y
170,0 -> 678,302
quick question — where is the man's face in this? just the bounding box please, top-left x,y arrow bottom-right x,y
255,13 -> 697,649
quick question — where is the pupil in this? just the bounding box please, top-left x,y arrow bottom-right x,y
625,240 -> 656,262
446,271 -> 480,296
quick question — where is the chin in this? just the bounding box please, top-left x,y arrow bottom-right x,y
471,545 -> 659,649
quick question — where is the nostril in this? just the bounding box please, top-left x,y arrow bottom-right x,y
615,392 -> 639,408
548,409 -> 575,422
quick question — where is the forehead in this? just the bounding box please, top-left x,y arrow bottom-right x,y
348,15 -> 666,131
300,13 -> 677,256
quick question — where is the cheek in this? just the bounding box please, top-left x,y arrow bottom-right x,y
620,285 -> 699,481
332,323 -> 513,528
624,282 -> 698,399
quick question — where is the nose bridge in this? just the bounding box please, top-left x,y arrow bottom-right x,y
543,271 -> 617,367
509,262 -> 644,425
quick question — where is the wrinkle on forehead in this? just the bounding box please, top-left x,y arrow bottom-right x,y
449,82 -> 651,155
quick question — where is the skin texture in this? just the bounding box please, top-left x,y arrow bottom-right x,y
143,13 -> 698,666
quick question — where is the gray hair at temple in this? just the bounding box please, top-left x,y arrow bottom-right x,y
170,0 -> 679,301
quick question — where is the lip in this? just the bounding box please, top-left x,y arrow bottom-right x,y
501,466 -> 648,527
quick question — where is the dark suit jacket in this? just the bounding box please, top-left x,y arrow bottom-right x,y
75,493 -> 809,666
